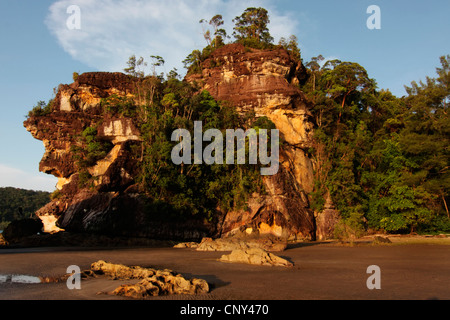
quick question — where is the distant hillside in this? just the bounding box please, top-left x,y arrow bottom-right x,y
0,187 -> 50,229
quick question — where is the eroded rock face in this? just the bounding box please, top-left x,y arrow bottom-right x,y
24,72 -> 195,239
187,44 -> 316,240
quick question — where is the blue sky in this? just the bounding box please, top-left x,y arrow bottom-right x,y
0,0 -> 449,192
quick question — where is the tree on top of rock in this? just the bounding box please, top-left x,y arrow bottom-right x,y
232,7 -> 274,47
200,14 -> 227,48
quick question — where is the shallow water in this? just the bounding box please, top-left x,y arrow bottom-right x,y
0,274 -> 41,284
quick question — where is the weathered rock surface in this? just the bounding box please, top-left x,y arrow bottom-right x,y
85,260 -> 209,299
219,247 -> 293,267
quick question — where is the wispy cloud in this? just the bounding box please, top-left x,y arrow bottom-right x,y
0,164 -> 57,192
45,0 -> 298,74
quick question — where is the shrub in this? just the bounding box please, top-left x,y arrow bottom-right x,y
27,100 -> 53,118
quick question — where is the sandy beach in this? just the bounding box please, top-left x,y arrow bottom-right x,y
1,239 -> 449,301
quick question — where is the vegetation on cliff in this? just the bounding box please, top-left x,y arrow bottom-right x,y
184,6 -> 450,235
68,76 -> 269,223
303,55 -> 450,235
130,83 -> 267,221
183,7 -> 300,76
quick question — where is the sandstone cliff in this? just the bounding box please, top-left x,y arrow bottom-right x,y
24,44 -> 322,241
186,43 -> 316,239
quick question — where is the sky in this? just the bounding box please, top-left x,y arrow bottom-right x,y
0,0 -> 449,192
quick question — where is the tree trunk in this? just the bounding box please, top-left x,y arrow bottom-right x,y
443,193 -> 449,218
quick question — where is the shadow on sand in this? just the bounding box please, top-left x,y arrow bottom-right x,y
182,273 -> 231,291
285,241 -> 330,250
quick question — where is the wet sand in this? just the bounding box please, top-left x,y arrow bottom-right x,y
0,242 -> 449,300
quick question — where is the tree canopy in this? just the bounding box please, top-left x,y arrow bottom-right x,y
232,7 -> 274,46
302,55 -> 450,235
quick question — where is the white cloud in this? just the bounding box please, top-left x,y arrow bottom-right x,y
45,0 -> 298,74
0,164 -> 57,192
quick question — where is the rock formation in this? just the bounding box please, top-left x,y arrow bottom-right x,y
25,72 -> 214,240
180,236 -> 287,252
219,247 -> 293,267
83,260 -> 209,298
186,43 -> 316,240
24,44 -> 325,242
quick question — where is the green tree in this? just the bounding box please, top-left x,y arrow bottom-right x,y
305,55 -> 324,92
209,14 -> 227,48
124,55 -> 146,78
279,35 -> 301,61
400,55 -> 450,220
303,54 -> 450,234
27,100 -> 53,118
183,50 -> 202,74
150,55 -> 165,78
232,7 -> 274,46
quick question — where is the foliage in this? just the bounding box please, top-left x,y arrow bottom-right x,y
132,80 -> 265,221
279,35 -> 301,61
123,55 -> 147,78
183,7 -> 283,75
71,125 -> 114,187
27,100 -> 53,118
0,187 -> 50,229
303,54 -> 450,234
183,48 -> 209,75
200,14 -> 227,48
232,7 -> 274,46
101,94 -> 137,117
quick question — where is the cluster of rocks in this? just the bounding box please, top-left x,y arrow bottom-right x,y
81,260 -> 209,299
175,237 -> 293,267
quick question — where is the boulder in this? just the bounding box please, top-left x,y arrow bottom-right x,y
219,247 -> 293,267
195,236 -> 287,252
173,241 -> 199,248
373,236 -> 392,244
